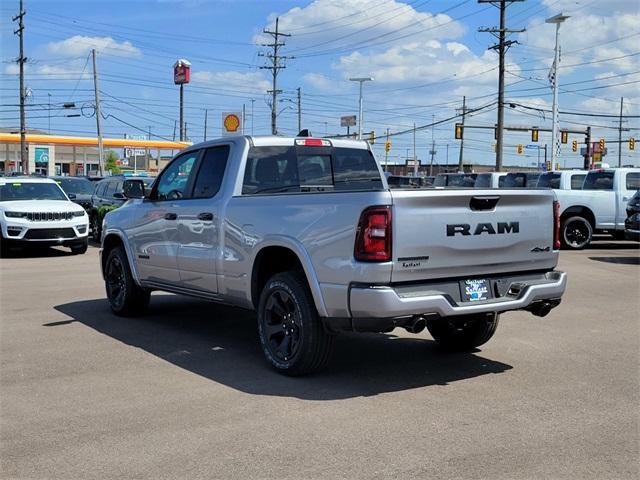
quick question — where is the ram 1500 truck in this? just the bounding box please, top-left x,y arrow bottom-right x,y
100,136 -> 567,375
552,168 -> 640,249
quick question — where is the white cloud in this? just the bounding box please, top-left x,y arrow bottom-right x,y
191,70 -> 270,94
46,36 -> 141,58
303,72 -> 334,91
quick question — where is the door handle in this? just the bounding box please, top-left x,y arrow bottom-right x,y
164,212 -> 177,220
197,212 -> 214,221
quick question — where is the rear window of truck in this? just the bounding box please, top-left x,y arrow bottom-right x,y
570,174 -> 586,189
242,146 -> 383,194
583,171 -> 614,190
537,173 -> 561,189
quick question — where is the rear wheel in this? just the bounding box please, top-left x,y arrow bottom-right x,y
104,246 -> 150,316
427,313 -> 499,351
561,216 -> 592,250
257,271 -> 335,376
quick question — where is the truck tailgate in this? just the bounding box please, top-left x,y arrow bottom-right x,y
389,189 -> 558,282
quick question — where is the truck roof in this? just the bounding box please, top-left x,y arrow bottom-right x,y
182,135 -> 371,153
0,177 -> 56,185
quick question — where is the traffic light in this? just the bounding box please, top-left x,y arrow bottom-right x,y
546,161 -> 551,171
630,137 -> 635,151
599,138 -> 605,151
561,130 -> 568,144
517,144 -> 523,155
572,140 -> 578,152
455,123 -> 463,140
385,140 -> 391,153
369,131 -> 375,144
531,128 -> 539,142
493,143 -> 496,152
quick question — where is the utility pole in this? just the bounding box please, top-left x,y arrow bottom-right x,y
479,0 -> 525,172
296,87 -> 302,132
242,104 -> 246,135
259,17 -> 291,135
456,96 -> 468,172
413,122 -> 417,176
48,93 -> 51,134
204,109 -> 208,141
583,126 -> 591,170
172,120 -> 177,141
429,115 -> 436,176
13,0 -> 27,173
91,49 -> 104,175
250,98 -> 255,135
618,97 -> 623,167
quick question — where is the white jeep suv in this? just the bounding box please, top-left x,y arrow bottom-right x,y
0,177 -> 89,255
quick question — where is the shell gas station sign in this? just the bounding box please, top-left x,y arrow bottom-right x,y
222,112 -> 242,136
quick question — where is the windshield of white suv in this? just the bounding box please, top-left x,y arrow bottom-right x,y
0,182 -> 68,201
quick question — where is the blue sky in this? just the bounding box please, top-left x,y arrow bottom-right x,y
1,0 -> 638,168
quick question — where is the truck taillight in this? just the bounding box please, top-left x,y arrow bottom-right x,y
553,200 -> 561,250
354,206 -> 392,262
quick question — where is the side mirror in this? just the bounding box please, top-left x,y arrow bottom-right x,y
122,179 -> 145,199
113,192 -> 126,199
67,193 -> 77,200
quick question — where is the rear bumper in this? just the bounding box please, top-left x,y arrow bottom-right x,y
349,271 -> 567,319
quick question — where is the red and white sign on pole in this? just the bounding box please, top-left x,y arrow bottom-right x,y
173,59 -> 191,85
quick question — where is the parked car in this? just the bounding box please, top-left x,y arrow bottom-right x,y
624,190 -> 640,241
0,177 -> 89,255
499,172 -> 541,188
536,171 -> 587,190
100,135 -> 566,375
553,168 -> 640,249
50,176 -> 95,212
90,175 -> 155,241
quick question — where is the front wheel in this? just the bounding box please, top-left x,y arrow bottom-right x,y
91,214 -> 101,242
257,271 -> 335,376
561,216 -> 592,250
104,246 -> 150,316
427,313 -> 499,351
70,239 -> 88,255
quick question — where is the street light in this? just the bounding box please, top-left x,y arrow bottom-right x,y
349,77 -> 373,139
546,13 -> 569,172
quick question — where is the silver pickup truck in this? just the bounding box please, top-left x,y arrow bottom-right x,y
100,136 -> 567,375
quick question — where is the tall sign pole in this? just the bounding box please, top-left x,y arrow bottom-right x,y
92,49 -> 104,175
13,0 -> 28,173
174,59 -> 191,142
546,13 -> 569,172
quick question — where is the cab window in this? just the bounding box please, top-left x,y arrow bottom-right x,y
154,151 -> 199,200
626,172 -> 640,190
570,174 -> 586,190
192,146 -> 229,198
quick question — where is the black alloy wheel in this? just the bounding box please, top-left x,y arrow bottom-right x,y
263,288 -> 302,362
561,216 -> 592,250
257,272 -> 335,375
104,246 -> 150,316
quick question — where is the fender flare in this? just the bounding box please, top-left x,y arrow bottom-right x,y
101,228 -> 142,286
251,235 -> 329,318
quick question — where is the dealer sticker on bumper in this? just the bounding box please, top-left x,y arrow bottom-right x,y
461,279 -> 491,302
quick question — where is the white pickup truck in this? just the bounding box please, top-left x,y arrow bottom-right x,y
536,171 -> 587,191
551,168 -> 640,249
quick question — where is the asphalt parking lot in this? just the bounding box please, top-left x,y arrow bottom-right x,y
1,239 -> 639,480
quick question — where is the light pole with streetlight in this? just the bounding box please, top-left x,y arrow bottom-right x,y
349,77 -> 373,139
546,13 -> 569,172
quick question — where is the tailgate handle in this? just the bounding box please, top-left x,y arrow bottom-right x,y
470,196 -> 500,211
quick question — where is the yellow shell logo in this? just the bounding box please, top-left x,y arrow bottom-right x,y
224,114 -> 240,132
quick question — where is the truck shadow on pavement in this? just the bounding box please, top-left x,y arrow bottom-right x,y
589,256 -> 640,265
54,295 -> 513,400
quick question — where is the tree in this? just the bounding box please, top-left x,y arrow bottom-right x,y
104,150 -> 121,174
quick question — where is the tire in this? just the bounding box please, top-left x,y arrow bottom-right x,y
70,239 -> 88,255
611,231 -> 626,240
91,214 -> 101,242
104,246 -> 150,316
257,271 -> 335,376
427,313 -> 499,351
561,216 -> 593,250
